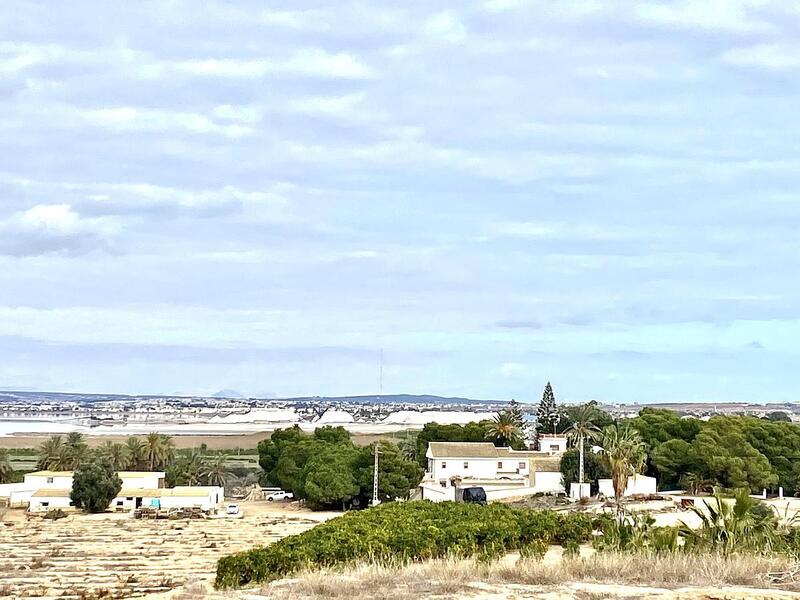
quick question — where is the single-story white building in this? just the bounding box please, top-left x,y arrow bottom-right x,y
110,486 -> 224,512
29,489 -> 74,512
419,442 -> 565,502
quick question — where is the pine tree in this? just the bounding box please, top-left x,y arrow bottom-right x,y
508,399 -> 524,426
536,382 -> 560,436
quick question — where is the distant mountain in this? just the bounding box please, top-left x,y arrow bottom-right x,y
211,389 -> 245,399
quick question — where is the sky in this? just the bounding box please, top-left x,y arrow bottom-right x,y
1,1 -> 800,404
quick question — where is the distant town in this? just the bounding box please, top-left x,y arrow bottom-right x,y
1,389 -> 798,439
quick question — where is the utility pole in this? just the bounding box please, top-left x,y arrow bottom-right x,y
372,443 -> 381,506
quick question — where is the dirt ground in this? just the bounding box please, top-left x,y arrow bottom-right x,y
0,501 -> 339,599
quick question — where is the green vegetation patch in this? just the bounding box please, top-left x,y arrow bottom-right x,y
215,501 -> 605,589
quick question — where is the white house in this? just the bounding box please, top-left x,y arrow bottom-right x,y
419,442 -> 565,502
24,470 -> 165,491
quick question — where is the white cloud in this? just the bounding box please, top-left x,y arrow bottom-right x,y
80,107 -> 253,138
170,49 -> 376,80
499,362 -> 526,376
721,43 -> 800,70
635,0 -> 774,33
0,204 -> 118,256
424,12 -> 467,44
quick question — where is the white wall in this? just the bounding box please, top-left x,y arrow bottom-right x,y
428,458 -> 499,485
598,475 -> 657,497
532,471 -> 565,493
119,474 -> 164,489
24,474 -> 73,489
29,496 -> 73,512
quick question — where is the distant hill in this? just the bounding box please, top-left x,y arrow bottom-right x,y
211,389 -> 245,399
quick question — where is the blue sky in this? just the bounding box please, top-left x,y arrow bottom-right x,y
1,1 -> 799,403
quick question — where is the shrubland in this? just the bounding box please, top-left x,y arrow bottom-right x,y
215,501 -> 605,588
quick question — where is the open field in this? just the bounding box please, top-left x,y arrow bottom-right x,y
0,502 -> 338,599
0,430 -> 409,451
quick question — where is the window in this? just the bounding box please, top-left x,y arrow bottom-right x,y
41,502 -> 49,507
518,462 -> 526,470
46,477 -> 54,484
497,461 -> 503,469
441,461 -> 447,469
126,497 -> 133,501
463,461 -> 469,469
117,500 -> 124,506
439,479 -> 447,488
549,444 -> 560,451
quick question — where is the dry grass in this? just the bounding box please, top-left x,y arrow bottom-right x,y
265,552 -> 800,600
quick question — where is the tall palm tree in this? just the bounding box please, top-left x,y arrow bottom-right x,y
63,432 -> 88,469
145,433 -> 175,471
97,441 -> 130,471
37,435 -> 65,470
0,449 -> 13,483
179,449 -> 205,485
124,437 -> 147,470
600,424 -> 647,506
566,403 -> 602,488
203,455 -> 228,487
485,410 -> 523,447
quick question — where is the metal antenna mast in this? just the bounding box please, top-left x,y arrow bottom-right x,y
372,443 -> 382,506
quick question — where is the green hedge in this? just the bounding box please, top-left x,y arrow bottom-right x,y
215,501 -> 610,589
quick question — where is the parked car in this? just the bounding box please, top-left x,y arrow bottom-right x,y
226,503 -> 240,515
458,486 -> 487,505
266,490 -> 294,502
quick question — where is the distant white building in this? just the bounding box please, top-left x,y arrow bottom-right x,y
23,470 -> 165,491
7,470 -> 222,513
418,441 -> 565,502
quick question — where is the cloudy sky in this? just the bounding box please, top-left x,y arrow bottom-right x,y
1,1 -> 799,403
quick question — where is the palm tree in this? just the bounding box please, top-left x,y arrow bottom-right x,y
144,433 -> 175,471
600,424 -> 647,507
203,455 -> 228,487
397,432 -> 418,461
124,437 -> 147,470
37,435 -> 65,470
179,449 -> 204,485
680,487 -> 779,555
97,441 -> 130,471
485,410 -> 523,447
0,449 -> 13,483
565,403 -> 602,489
63,432 -> 88,469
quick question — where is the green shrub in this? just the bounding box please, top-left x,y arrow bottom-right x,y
215,501 -> 604,589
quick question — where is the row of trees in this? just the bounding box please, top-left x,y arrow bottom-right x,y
258,426 -> 423,509
35,432 -> 228,487
38,432 -> 177,472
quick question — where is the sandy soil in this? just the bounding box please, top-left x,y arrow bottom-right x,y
0,431 -> 405,450
0,501 -> 339,599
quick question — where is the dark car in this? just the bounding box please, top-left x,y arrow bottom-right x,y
459,486 -> 487,505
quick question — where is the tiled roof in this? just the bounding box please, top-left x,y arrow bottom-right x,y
428,442 -> 501,458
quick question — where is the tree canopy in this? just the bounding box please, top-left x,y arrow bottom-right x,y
257,426 -> 423,509
70,458 -> 123,513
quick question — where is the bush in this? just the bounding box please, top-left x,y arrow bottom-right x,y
215,501 -> 606,589
70,458 -> 122,513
